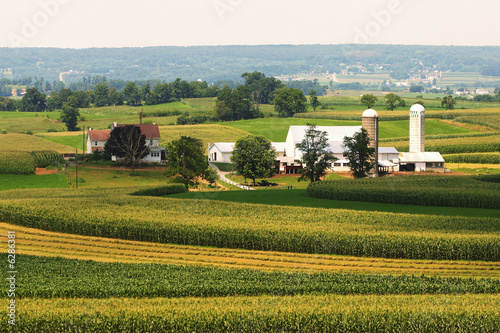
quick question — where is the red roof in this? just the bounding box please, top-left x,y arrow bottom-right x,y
112,124 -> 160,139
88,129 -> 110,141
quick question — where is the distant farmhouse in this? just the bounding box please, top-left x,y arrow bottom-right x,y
209,104 -> 444,175
86,122 -> 165,163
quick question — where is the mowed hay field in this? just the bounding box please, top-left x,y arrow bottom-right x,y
0,133 -> 74,153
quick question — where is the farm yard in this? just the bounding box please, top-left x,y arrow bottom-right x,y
1,96 -> 500,331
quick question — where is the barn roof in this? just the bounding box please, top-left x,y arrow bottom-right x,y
87,129 -> 110,141
112,123 -> 161,139
399,152 -> 445,163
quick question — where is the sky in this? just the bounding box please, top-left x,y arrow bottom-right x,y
0,0 -> 499,48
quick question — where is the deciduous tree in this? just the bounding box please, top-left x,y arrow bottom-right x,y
21,87 -> 46,112
274,87 -> 307,117
231,135 -> 276,186
296,124 -> 337,183
360,94 -> 378,108
441,95 -> 456,110
309,90 -> 320,111
104,125 -> 149,174
343,128 -> 375,178
384,93 -> 406,111
165,136 -> 208,190
60,103 -> 80,131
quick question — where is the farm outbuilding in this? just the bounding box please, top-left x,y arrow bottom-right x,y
399,152 -> 445,172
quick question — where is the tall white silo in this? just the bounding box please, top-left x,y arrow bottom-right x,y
409,104 -> 425,153
362,108 -> 378,177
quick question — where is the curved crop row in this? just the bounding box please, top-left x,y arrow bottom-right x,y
0,187 -> 498,261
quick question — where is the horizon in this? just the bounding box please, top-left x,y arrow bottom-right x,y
1,43 -> 500,50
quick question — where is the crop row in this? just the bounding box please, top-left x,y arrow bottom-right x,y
11,255 -> 500,299
0,150 -> 64,174
385,133 -> 500,153
455,115 -> 500,130
5,221 -> 497,278
444,153 -> 500,164
307,175 -> 500,209
30,150 -> 64,168
379,131 -> 500,143
0,152 -> 36,175
0,187 -> 498,261
3,294 -> 500,333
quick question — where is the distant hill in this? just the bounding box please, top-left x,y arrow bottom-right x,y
0,44 -> 499,83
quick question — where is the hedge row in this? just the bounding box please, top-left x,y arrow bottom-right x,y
130,185 -> 187,197
444,154 -> 500,164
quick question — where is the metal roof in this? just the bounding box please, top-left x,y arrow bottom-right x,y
399,152 -> 445,163
379,147 -> 399,154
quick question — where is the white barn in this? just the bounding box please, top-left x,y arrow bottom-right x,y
208,126 -> 399,174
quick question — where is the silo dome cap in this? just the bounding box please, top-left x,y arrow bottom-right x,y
410,104 -> 425,112
362,109 -> 378,118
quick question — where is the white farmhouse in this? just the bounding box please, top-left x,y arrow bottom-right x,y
86,123 -> 165,163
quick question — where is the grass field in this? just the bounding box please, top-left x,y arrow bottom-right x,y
171,188 -> 500,220
0,174 -> 69,191
63,165 -> 169,188
221,117 -> 480,142
159,124 -> 252,148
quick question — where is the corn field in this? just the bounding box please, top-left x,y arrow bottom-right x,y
307,175 -> 500,209
2,294 -> 500,333
0,186 -> 498,261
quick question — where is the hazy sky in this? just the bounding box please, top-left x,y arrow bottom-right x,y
0,0 -> 499,48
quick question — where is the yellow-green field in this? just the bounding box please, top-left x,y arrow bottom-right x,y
0,133 -> 74,153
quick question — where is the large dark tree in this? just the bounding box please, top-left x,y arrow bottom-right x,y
60,103 -> 80,131
296,124 -> 337,183
104,125 -> 149,174
215,85 -> 256,120
21,87 -> 46,112
274,87 -> 307,117
165,136 -> 208,190
231,135 -> 276,186
343,128 -> 376,178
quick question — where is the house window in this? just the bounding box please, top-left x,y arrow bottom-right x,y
214,152 -> 217,161
94,141 -> 98,146
334,163 -> 341,167
150,139 -> 153,146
